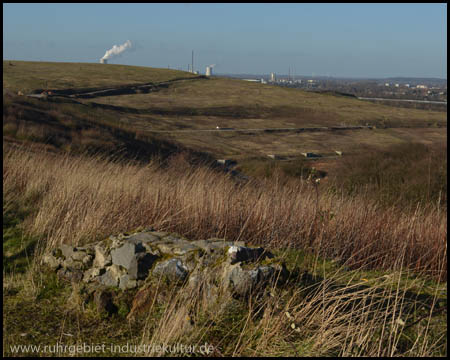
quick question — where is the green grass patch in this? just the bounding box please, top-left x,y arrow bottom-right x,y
3,201 -> 39,274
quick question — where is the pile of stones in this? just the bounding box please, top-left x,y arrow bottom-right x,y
42,229 -> 289,314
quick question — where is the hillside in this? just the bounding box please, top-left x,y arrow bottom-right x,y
3,61 -> 446,164
3,61 -> 447,357
3,60 -> 199,93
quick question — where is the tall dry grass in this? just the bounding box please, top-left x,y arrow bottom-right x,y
3,144 -> 447,281
134,257 -> 446,356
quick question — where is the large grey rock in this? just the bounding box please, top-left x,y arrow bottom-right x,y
110,241 -> 159,280
152,258 -> 189,283
222,262 -> 287,297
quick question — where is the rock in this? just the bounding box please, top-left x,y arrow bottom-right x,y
59,244 -> 74,260
222,262 -> 287,297
43,229 -> 289,311
150,231 -> 168,238
60,244 -> 91,262
162,235 -> 184,243
127,232 -> 160,244
187,270 -> 220,305
155,241 -> 199,256
82,254 -> 93,268
62,257 -> 85,271
152,258 -> 189,283
83,267 -> 104,283
98,269 -> 119,287
57,267 -> 84,283
111,241 -> 159,280
179,249 -> 204,272
97,264 -> 126,287
119,274 -> 138,290
94,243 -> 112,268
227,245 -> 273,264
191,239 -> 245,254
42,253 -> 62,271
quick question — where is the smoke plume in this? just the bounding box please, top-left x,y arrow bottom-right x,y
101,40 -> 132,60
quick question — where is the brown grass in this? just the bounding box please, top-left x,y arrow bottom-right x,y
133,259 -> 446,356
3,60 -> 198,93
3,144 -> 446,281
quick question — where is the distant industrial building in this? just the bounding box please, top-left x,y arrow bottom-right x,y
100,59 -> 107,64
270,73 -> 276,82
206,66 -> 212,77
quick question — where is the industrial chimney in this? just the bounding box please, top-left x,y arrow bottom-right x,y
100,59 -> 107,64
205,66 -> 212,76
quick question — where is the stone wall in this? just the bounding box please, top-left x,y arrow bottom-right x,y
42,229 -> 289,316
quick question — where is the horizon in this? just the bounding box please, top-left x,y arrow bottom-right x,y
3,3 -> 447,79
3,59 -> 447,81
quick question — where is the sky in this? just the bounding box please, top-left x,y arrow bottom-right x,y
3,3 -> 447,78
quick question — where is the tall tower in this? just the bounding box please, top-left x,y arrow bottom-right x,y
191,50 -> 194,73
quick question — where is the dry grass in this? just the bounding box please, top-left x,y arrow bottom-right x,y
3,144 -> 447,357
131,259 -> 446,357
90,76 -> 446,128
3,144 -> 446,281
3,60 -> 197,93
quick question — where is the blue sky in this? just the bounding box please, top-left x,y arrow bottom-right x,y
3,3 -> 447,78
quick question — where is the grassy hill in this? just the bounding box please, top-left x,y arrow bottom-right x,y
3,60 -> 198,93
3,61 -> 447,357
3,61 -> 446,161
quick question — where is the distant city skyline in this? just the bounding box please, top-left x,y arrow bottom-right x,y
3,3 -> 447,79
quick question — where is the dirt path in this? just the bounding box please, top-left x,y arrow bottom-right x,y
27,76 -> 206,99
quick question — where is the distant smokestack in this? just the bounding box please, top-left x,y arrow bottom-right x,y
206,64 -> 215,77
100,40 -> 132,62
191,50 -> 194,73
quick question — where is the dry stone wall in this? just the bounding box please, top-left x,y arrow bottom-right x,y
42,229 -> 289,301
